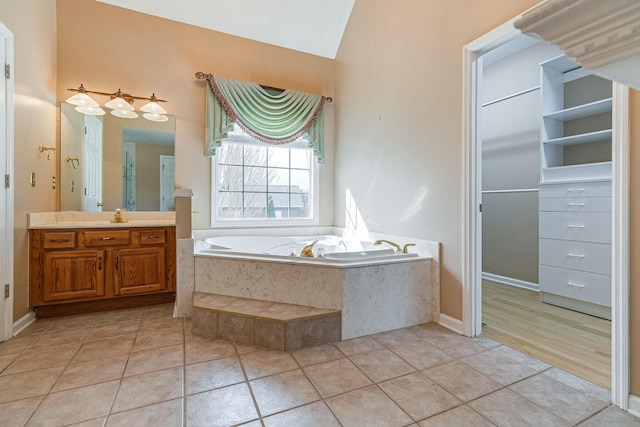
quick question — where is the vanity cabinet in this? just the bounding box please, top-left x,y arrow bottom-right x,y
30,226 -> 176,317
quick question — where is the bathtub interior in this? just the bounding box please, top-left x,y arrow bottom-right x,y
202,235 -> 398,257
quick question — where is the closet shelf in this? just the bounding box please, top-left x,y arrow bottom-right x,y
543,98 -> 612,121
542,161 -> 612,182
543,129 -> 612,146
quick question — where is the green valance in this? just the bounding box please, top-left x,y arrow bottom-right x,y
204,74 -> 326,164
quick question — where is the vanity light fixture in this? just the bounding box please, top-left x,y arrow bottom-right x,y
66,84 -> 168,122
140,94 -> 169,122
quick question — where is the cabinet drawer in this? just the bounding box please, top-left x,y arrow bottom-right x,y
140,229 -> 166,245
539,196 -> 611,213
539,238 -> 611,275
539,212 -> 611,243
43,232 -> 76,249
539,265 -> 611,307
539,181 -> 611,198
82,230 -> 131,247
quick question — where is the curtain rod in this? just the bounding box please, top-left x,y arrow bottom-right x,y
195,72 -> 333,103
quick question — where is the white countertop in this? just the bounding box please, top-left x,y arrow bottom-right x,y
28,211 -> 176,229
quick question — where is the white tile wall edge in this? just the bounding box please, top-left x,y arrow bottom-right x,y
12,310 -> 36,337
438,313 -> 463,335
629,395 -> 640,418
482,272 -> 539,291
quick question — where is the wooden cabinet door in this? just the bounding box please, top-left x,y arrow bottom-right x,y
43,250 -> 105,302
113,247 -> 166,295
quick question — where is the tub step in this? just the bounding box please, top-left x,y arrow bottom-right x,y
191,292 -> 341,351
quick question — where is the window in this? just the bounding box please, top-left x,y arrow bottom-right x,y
212,135 -> 318,226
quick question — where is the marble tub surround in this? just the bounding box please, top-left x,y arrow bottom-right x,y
28,211 -> 175,229
192,226 -> 441,320
174,238 -> 195,318
191,292 -> 341,351
195,254 -> 431,339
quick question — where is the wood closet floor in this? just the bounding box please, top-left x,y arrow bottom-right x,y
481,280 -> 611,389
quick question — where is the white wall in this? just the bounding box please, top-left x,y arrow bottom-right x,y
481,40 -> 561,284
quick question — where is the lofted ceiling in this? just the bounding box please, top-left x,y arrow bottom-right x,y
96,0 -> 355,59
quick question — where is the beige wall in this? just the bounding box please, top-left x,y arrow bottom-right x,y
56,0 -> 335,231
334,0 -> 543,318
336,0 -> 640,397
0,0 -> 58,321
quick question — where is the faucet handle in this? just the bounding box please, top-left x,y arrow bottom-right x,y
402,243 -> 416,253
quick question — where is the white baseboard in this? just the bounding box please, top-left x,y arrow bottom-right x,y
482,272 -> 539,291
12,311 -> 36,337
438,313 -> 463,334
629,394 -> 640,418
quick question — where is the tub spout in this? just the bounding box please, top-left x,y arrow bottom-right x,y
300,240 -> 318,257
374,239 -> 401,253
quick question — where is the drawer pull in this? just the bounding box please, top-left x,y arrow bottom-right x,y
567,188 -> 585,192
98,237 -> 116,241
567,203 -> 585,207
98,256 -> 102,271
567,282 -> 585,288
567,224 -> 585,229
567,253 -> 585,258
49,239 -> 70,243
145,235 -> 162,240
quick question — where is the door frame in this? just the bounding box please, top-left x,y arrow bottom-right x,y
0,21 -> 14,341
461,17 -> 630,409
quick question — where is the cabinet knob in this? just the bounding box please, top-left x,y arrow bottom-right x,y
97,256 -> 102,271
115,256 -> 119,271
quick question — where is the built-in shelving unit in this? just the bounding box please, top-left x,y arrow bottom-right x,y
540,55 -> 612,183
538,55 -> 612,319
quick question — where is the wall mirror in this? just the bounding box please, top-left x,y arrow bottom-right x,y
60,102 -> 176,212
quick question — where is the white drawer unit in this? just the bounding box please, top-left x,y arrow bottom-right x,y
539,181 -> 611,199
538,196 -> 611,213
539,212 -> 611,244
539,238 -> 611,275
539,265 -> 611,308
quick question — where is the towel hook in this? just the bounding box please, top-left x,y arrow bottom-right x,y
38,145 -> 56,160
65,156 -> 80,169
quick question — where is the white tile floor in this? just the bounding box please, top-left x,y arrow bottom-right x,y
0,303 -> 638,426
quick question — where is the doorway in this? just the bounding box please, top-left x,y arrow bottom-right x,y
0,20 -> 14,342
462,18 -> 630,408
479,35 -> 612,388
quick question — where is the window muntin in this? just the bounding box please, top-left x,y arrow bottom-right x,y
213,140 -> 316,224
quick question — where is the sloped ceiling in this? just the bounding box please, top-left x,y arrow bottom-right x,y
96,0 -> 355,59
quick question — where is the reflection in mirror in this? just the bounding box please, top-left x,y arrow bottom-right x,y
60,103 -> 176,212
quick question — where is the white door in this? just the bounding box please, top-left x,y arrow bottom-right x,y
0,21 -> 14,342
82,114 -> 103,211
159,155 -> 174,211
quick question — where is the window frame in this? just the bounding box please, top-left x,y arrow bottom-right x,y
211,141 -> 320,228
